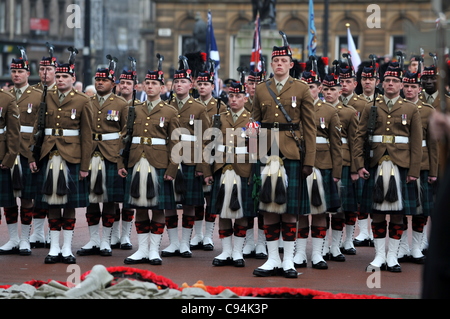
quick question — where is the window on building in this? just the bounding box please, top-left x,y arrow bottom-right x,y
391,35 -> 406,57
15,1 -> 22,35
0,0 -> 6,34
336,35 -> 359,60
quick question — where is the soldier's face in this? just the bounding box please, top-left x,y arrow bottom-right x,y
340,78 -> 357,96
144,79 -> 162,99
173,78 -> 192,98
382,77 -> 403,97
271,56 -> 293,78
56,74 -> 76,93
361,77 -> 378,94
246,81 -> 257,97
197,81 -> 214,98
408,61 -> 419,73
39,66 -> 56,84
228,92 -> 247,113
308,83 -> 322,100
95,78 -> 114,95
421,75 -> 437,94
322,86 -> 342,104
119,79 -> 134,96
403,83 -> 421,101
10,69 -> 29,87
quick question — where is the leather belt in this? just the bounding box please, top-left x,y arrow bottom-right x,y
20,126 -> 34,133
260,122 -> 299,131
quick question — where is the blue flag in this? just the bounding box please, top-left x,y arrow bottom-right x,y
206,11 -> 220,70
308,0 -> 317,57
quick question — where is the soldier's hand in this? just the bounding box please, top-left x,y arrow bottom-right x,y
30,162 -> 39,173
118,168 -> 128,178
79,170 -> 89,180
406,176 -> 417,183
204,176 -> 214,185
428,176 -> 437,184
164,174 -> 174,181
351,173 -> 359,182
358,168 -> 370,180
301,165 -> 313,179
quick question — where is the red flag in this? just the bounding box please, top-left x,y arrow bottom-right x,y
250,16 -> 261,72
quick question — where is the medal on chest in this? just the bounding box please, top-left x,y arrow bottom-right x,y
27,103 -> 33,114
71,109 -> 77,120
292,96 -> 297,108
402,114 -> 407,125
320,117 -> 326,129
159,117 -> 165,128
189,114 -> 195,126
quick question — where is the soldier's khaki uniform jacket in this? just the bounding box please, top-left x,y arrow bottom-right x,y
30,88 -> 94,172
118,101 -> 180,178
419,90 -> 450,176
341,93 -> 370,120
0,89 -> 20,168
415,100 -> 439,176
211,109 -> 253,178
314,100 -> 342,179
335,101 -> 359,173
244,97 -> 253,113
169,96 -> 211,174
354,96 -> 423,178
10,85 -> 43,161
90,93 -> 128,163
200,97 -> 227,120
252,77 -> 316,166
32,82 -> 56,92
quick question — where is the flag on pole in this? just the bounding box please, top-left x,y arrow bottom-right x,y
250,15 -> 262,72
206,11 -> 220,70
307,0 -> 317,57
346,23 -> 361,71
206,10 -> 220,97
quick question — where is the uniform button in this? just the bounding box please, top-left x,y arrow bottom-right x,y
386,128 -> 390,131
97,125 -> 101,128
98,111 -> 102,114
387,121 -> 391,125
147,117 -> 150,120
144,129 -> 148,133
98,118 -> 101,121
56,123 -> 60,126
145,123 -> 149,126
275,113 -> 279,117
57,116 -> 60,119
230,134 -> 234,137
387,115 -> 391,118
58,108 -> 62,111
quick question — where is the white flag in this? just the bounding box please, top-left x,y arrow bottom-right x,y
347,25 -> 361,71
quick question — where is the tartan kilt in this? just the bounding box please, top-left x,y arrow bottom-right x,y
355,177 -> 365,205
254,158 -> 310,215
88,157 -> 124,203
19,154 -> 36,200
209,167 -> 256,219
417,170 -> 435,217
360,165 -> 418,215
319,168 -> 341,213
178,163 -> 205,206
0,167 -> 16,207
338,165 -> 358,212
123,167 -> 176,210
34,156 -> 89,209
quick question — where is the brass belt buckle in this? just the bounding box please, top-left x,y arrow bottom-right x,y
382,135 -> 394,143
141,137 -> 150,145
53,128 -> 62,136
93,133 -> 101,141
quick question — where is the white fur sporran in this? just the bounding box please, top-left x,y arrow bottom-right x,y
89,154 -> 108,203
258,155 -> 288,214
218,169 -> 244,219
129,157 -> 159,207
11,155 -> 22,198
372,160 -> 403,212
42,154 -> 68,205
306,167 -> 327,215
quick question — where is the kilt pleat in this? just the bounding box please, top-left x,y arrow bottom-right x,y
418,170 -> 434,217
19,154 -> 35,200
360,165 -> 418,215
339,166 -> 358,212
0,167 -> 16,207
320,168 -> 341,213
178,163 -> 204,206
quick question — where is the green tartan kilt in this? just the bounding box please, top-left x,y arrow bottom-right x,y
254,158 -> 310,215
209,168 -> 256,218
178,163 -> 205,206
123,167 -> 176,210
88,157 -> 124,203
0,166 -> 16,207
34,156 -> 89,209
319,168 -> 341,213
418,170 -> 435,217
19,154 -> 36,200
360,165 -> 418,215
339,166 -> 358,212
